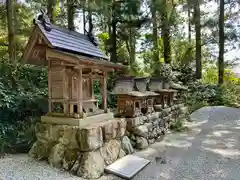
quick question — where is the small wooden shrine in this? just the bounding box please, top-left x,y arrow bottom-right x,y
148,78 -> 178,108
112,76 -> 158,117
22,13 -> 123,122
170,81 -> 188,104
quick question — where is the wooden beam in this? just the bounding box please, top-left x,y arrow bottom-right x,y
89,68 -> 94,99
47,48 -> 79,64
78,67 -> 83,116
68,68 -> 74,114
47,57 -> 52,113
83,74 -> 102,79
22,26 -> 39,63
102,71 -> 108,113
22,26 -> 53,64
62,67 -> 69,114
47,49 -> 119,71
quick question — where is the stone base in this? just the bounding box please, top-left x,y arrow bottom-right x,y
29,104 -> 189,179
126,104 -> 189,150
41,112 -> 114,127
29,117 -> 133,179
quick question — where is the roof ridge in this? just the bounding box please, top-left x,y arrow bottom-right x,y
50,23 -> 88,40
35,20 -> 108,60
36,20 -> 88,40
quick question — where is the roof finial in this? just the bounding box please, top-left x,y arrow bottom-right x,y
86,30 -> 99,46
36,9 -> 52,32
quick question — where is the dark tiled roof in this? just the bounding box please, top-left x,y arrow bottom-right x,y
37,22 -> 108,60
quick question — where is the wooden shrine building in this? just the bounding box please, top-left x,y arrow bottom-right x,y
22,13 -> 123,122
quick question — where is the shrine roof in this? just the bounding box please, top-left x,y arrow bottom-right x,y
170,82 -> 188,91
111,91 -> 159,97
37,21 -> 108,60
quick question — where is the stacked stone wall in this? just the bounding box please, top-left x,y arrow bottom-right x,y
29,118 -> 129,179
29,104 -> 188,179
126,103 -> 188,149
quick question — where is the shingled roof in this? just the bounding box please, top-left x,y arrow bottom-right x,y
36,21 -> 108,60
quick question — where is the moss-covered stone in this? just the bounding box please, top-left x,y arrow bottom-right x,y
77,151 -> 105,179
28,141 -> 51,160
77,125 -> 103,151
62,148 -> 79,170
48,143 -> 65,168
100,140 -> 121,165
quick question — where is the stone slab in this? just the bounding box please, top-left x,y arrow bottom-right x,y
105,155 -> 150,179
41,112 -> 114,127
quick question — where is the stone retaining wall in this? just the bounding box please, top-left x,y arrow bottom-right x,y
29,104 -> 188,179
29,118 -> 130,179
126,103 -> 188,149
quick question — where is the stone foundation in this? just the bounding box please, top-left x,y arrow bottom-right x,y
29,104 -> 188,179
29,118 -> 129,179
126,103 -> 188,149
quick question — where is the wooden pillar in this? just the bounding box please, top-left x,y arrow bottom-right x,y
78,67 -> 83,116
102,71 -> 107,113
69,69 -> 74,115
89,69 -> 94,99
62,67 -> 69,114
48,59 -> 52,113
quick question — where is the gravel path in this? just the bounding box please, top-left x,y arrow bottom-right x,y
1,106 -> 240,180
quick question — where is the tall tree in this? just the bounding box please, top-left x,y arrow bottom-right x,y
67,0 -> 75,30
187,0 -> 191,42
218,0 -> 224,84
47,0 -> 56,23
151,0 -> 159,72
110,0 -> 118,63
161,0 -> 174,64
6,0 -> 16,61
194,0 -> 202,79
87,0 -> 93,33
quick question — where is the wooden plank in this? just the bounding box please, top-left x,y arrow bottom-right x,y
49,99 -> 68,103
62,67 -> 69,114
22,26 -> 39,63
102,71 -> 108,113
47,49 -> 119,71
89,68 -> 94,99
47,57 -> 52,113
78,67 -> 83,115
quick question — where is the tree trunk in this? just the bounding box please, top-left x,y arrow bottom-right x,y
218,0 -> 224,85
67,0 -> 75,31
194,0 -> 202,79
6,0 -> 16,62
47,0 -> 56,23
187,0 -> 191,42
128,28 -> 136,71
151,0 -> 159,73
161,0 -> 171,64
83,8 -> 86,33
110,1 -> 117,63
88,0 -> 93,33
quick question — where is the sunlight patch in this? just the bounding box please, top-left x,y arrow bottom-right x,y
203,147 -> 240,158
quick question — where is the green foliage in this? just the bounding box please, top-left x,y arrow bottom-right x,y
173,64 -> 196,85
0,60 -> 48,153
186,79 -> 240,113
169,118 -> 188,132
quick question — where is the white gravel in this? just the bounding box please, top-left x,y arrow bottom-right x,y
1,106 -> 240,180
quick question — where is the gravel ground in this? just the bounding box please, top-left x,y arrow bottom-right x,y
1,106 -> 240,180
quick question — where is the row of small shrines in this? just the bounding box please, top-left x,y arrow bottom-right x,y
112,76 -> 187,118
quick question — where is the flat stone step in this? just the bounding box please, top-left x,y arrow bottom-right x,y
105,155 -> 150,179
41,112 -> 114,127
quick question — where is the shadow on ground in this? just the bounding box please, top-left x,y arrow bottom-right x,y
102,106 -> 240,180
